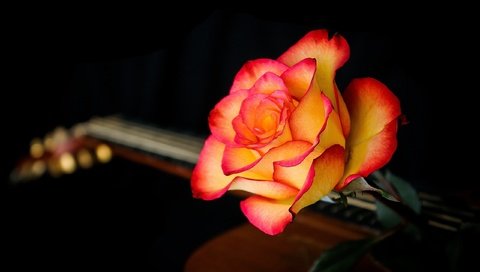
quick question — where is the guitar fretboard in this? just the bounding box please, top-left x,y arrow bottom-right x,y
82,115 -> 204,165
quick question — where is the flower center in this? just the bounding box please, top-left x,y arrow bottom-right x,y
233,90 -> 293,148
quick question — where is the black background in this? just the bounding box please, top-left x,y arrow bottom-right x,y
3,10 -> 477,270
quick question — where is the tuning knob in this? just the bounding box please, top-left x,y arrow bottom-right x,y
77,148 -> 94,169
58,152 -> 76,174
30,138 -> 44,159
95,144 -> 112,163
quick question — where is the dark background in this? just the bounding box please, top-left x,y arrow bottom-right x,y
3,10 -> 477,270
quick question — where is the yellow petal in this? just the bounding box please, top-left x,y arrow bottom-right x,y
229,177 -> 298,199
281,58 -> 316,100
338,78 -> 401,189
278,30 -> 350,131
243,140 -> 311,180
291,145 -> 345,214
289,87 -> 332,143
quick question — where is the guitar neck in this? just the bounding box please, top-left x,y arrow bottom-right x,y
79,115 -> 204,179
83,116 -> 203,165
12,115 -> 478,232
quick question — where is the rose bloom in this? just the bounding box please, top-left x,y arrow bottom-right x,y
191,30 -> 401,235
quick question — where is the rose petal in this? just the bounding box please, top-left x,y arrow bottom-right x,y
232,115 -> 257,145
338,120 -> 398,189
337,78 -> 401,189
230,59 -> 288,93
209,90 -> 249,145
191,136 -> 233,200
245,140 -> 312,180
222,146 -> 262,175
290,145 -> 345,214
343,78 -> 401,145
229,177 -> 298,199
239,93 -> 279,136
249,72 -> 288,96
273,143 -> 325,189
278,30 -> 349,71
335,83 -> 351,137
255,122 -> 293,154
289,87 -> 333,143
240,196 -> 294,235
271,95 -> 341,190
278,30 -> 350,135
281,58 -> 317,100
317,110 -> 346,150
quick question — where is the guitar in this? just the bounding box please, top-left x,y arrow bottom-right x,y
11,115 -> 478,233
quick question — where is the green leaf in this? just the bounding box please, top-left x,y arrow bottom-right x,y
376,200 -> 402,228
342,177 -> 399,202
374,171 -> 421,229
375,204 -> 422,240
385,171 -> 421,214
308,238 -> 375,272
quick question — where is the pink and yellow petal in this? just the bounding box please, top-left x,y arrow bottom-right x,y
246,140 -> 312,180
229,177 -> 298,199
278,30 -> 350,112
290,145 -> 345,214
253,111 -> 279,139
191,136 -> 234,200
209,90 -> 249,145
281,58 -> 317,100
240,196 -> 294,235
336,78 -> 401,189
343,78 -> 401,146
273,144 -> 325,189
230,59 -> 288,93
278,30 -> 349,70
239,93 -> 268,131
253,99 -> 282,136
335,83 -> 351,137
222,146 -> 262,175
337,120 -> 398,189
232,115 -> 257,145
289,89 -> 333,143
249,72 -> 288,96
317,110 -> 345,150
255,122 -> 293,154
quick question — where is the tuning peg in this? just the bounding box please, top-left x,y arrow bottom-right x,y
95,144 -> 112,163
58,152 -> 76,174
52,127 -> 69,143
77,148 -> 94,169
30,138 -> 44,159
43,134 -> 55,152
43,127 -> 69,152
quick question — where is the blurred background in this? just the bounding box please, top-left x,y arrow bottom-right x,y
3,10 -> 478,270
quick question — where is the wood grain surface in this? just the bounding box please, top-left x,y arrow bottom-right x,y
185,210 -> 387,272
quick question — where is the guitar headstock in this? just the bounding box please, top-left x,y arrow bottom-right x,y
10,125 -> 113,183
10,115 -> 205,183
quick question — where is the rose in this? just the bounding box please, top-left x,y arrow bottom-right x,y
191,30 -> 401,235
